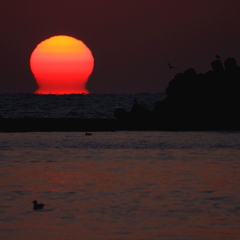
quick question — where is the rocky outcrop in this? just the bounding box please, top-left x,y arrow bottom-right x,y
114,58 -> 240,130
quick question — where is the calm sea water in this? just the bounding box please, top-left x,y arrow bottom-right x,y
0,93 -> 166,118
1,131 -> 240,240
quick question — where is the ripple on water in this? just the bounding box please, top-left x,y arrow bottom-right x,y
0,131 -> 240,239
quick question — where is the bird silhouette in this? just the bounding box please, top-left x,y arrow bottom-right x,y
85,132 -> 92,136
215,55 -> 221,59
32,200 -> 44,210
168,62 -> 177,69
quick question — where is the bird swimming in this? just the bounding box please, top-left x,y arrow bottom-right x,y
32,200 -> 44,210
85,132 -> 92,136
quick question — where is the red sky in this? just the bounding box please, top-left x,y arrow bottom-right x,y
0,0 -> 240,94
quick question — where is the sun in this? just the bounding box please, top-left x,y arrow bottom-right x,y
30,35 -> 94,94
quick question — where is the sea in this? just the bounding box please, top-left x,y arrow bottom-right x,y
0,93 -> 240,240
0,93 -> 166,119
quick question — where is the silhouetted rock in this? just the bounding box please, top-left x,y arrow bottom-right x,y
114,98 -> 154,130
114,108 -> 127,121
211,59 -> 224,72
130,99 -> 150,118
224,58 -> 237,71
114,57 -> 240,130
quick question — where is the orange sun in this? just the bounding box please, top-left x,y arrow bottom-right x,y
30,35 -> 94,94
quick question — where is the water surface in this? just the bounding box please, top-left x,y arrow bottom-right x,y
0,131 -> 240,240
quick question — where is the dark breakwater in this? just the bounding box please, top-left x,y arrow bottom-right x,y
115,57 -> 240,131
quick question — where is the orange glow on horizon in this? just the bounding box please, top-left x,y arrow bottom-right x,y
30,35 -> 94,94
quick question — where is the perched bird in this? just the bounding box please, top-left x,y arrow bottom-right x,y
215,55 -> 221,59
32,200 -> 44,210
168,62 -> 177,69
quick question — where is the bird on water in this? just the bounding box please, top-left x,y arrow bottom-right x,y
32,200 -> 44,210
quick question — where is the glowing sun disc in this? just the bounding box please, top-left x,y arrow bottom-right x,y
30,35 -> 94,94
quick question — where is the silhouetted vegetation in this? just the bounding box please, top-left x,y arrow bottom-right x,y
114,58 -> 240,130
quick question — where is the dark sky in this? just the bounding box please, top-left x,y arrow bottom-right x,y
1,0 -> 240,94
